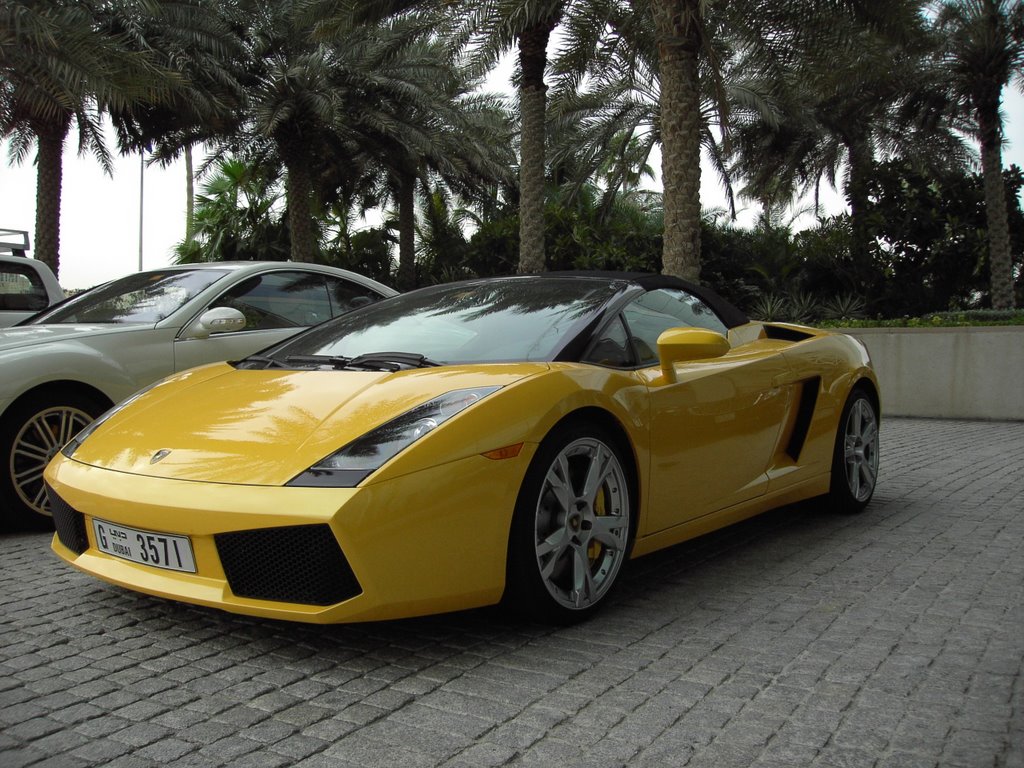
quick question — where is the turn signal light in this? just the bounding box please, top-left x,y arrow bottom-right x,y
481,443 -> 524,461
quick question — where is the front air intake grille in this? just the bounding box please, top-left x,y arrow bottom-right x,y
47,486 -> 88,555
215,524 -> 361,606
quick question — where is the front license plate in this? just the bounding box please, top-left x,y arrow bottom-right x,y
92,519 -> 197,573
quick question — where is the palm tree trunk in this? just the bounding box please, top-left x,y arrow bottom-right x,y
185,144 -> 196,242
396,170 -> 417,291
282,152 -> 317,263
33,117 -> 71,278
517,19 -> 556,275
978,110 -> 1015,309
845,136 -> 873,277
652,0 -> 702,283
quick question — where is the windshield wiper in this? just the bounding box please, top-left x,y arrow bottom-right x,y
234,354 -> 289,370
283,354 -> 353,369
344,352 -> 442,371
241,352 -> 441,372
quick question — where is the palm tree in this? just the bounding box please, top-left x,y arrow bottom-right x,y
934,0 -> 1023,309
647,0 -> 707,281
102,1 -> 247,243
727,11 -> 972,269
230,0 -> 353,263
415,186 -> 477,282
513,4 -> 564,273
546,5 -> 781,232
441,1 -> 581,274
1,0 -> 176,277
643,0 -> 924,281
172,156 -> 286,263
220,2 -> 499,270
336,34 -> 514,290
347,0 -> 599,275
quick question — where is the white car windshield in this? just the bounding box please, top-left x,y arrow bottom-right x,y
28,269 -> 230,325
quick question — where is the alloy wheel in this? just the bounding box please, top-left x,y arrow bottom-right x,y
843,397 -> 879,503
533,437 -> 630,611
11,405 -> 92,515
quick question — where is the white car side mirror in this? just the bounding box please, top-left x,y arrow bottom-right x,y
187,307 -> 247,339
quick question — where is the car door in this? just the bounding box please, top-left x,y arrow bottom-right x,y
172,270 -> 338,372
624,289 -> 792,534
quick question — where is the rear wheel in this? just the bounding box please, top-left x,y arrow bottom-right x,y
829,389 -> 879,514
0,391 -> 106,531
506,422 -> 634,623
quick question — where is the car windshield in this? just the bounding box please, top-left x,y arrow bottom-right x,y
258,277 -> 624,366
27,269 -> 230,325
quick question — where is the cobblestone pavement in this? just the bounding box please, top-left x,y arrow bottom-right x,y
2,418 -> 1022,768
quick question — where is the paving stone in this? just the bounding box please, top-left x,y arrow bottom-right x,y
211,704 -> 272,728
72,713 -> 132,739
267,732 -> 329,760
66,735 -> 134,763
223,752 -> 292,768
132,736 -> 198,763
1,419 -> 1021,767
196,735 -> 261,762
110,721 -> 174,748
2,714 -> 65,742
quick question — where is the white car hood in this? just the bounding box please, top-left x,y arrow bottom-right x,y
0,323 -> 153,352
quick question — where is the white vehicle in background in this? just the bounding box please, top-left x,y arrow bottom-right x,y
0,260 -> 397,530
0,229 -> 64,327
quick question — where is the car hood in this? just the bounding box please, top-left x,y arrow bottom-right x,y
0,323 -> 150,351
67,362 -> 548,486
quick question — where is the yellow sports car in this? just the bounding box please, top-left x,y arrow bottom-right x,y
48,274 -> 879,624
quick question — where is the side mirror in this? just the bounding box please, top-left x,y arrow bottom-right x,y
186,307 -> 247,340
657,328 -> 730,382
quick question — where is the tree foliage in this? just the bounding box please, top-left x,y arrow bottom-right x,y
1,0 -> 181,276
171,156 -> 287,264
865,160 -> 1024,313
933,0 -> 1024,308
3,0 -> 1022,317
702,162 -> 1024,319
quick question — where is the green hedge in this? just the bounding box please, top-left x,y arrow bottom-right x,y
820,309 -> 1024,328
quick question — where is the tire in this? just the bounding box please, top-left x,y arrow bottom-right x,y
828,388 -> 880,515
0,390 -> 107,531
505,421 -> 635,623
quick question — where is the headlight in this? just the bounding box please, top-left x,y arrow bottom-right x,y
60,381 -> 165,459
288,386 -> 501,487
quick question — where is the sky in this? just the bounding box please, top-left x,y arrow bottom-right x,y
1,77 -> 1022,290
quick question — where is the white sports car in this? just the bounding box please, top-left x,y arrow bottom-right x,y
0,261 -> 395,529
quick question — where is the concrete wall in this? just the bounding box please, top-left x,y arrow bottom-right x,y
842,326 -> 1024,421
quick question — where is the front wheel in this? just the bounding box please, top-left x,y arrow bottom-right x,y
505,422 -> 634,623
0,391 -> 106,531
828,388 -> 880,514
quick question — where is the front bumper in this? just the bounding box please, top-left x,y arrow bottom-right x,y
47,448 -> 535,623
